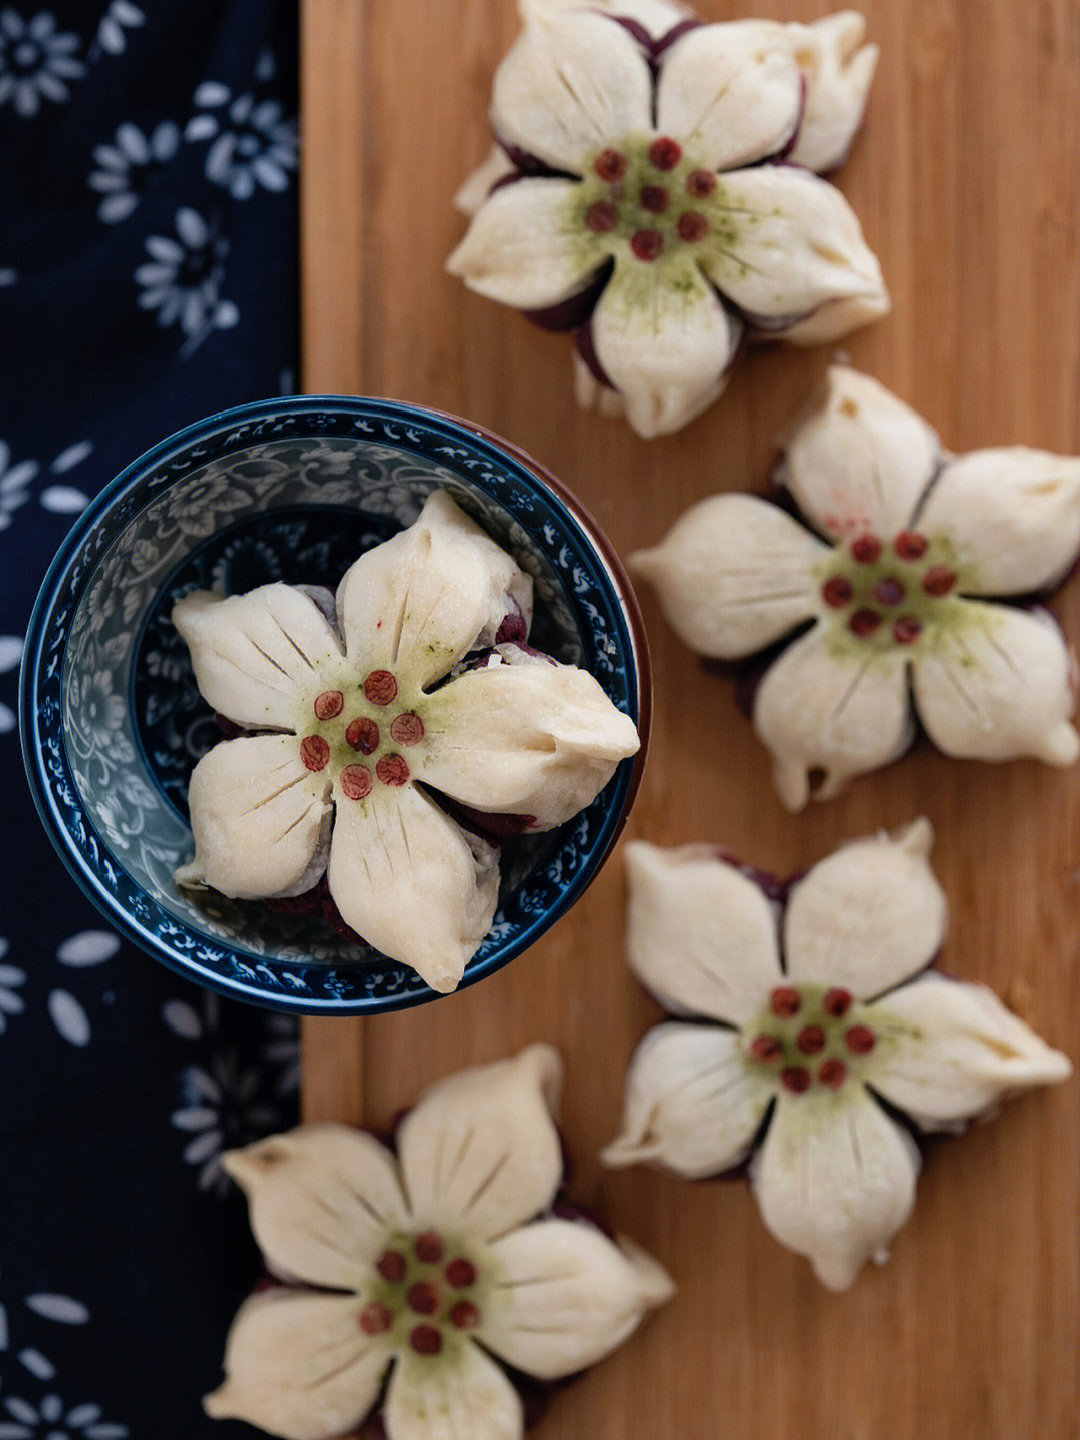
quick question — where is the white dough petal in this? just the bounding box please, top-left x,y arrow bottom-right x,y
419,651 -> 639,829
625,841 -> 782,1025
484,1218 -> 673,1379
750,1089 -> 920,1290
173,583 -> 343,730
396,1045 -> 563,1241
336,491 -> 532,691
221,1125 -> 407,1290
912,603 -> 1080,766
777,365 -> 940,543
203,1288 -> 390,1440
752,625 -> 915,809
589,259 -> 741,438
630,493 -> 826,658
491,10 -> 652,173
783,819 -> 948,997
866,973 -> 1072,1131
454,145 -> 517,215
326,781 -> 501,993
701,167 -> 887,340
179,735 -> 330,899
384,1342 -> 524,1440
786,12 -> 879,173
918,449 -> 1080,595
603,1022 -> 773,1177
447,177 -> 605,308
656,20 -> 802,171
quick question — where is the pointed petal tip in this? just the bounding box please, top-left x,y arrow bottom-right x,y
810,1254 -> 862,1292
598,1134 -> 646,1170
515,1041 -> 563,1114
624,838 -> 677,886
626,546 -> 659,578
773,759 -> 811,812
1041,721 -> 1080,766
423,964 -> 464,994
171,588 -> 220,630
202,1386 -> 232,1420
1047,1049 -> 1074,1083
1030,1047 -> 1074,1086
894,816 -> 934,858
220,1137 -> 287,1189
616,1236 -> 677,1305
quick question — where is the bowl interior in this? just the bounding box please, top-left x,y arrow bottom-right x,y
27,400 -> 642,1011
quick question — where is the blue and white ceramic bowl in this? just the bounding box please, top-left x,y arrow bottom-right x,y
20,397 -> 649,1013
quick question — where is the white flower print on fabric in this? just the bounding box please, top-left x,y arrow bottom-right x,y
43,930 -> 121,1049
93,0 -> 144,57
448,1 -> 886,436
56,931 -> 120,967
0,10 -> 84,118
0,635 -> 23,734
39,440 -> 93,517
0,938 -> 25,1036
186,50 -> 297,201
88,120 -> 180,224
633,365 -> 1080,808
0,442 -> 38,531
171,1054 -> 279,1195
0,1392 -> 128,1439
134,208 -> 239,355
0,1287 -> 122,1428
172,491 -> 639,992
204,1047 -> 673,1440
604,825 -> 1072,1290
164,992 -> 298,1195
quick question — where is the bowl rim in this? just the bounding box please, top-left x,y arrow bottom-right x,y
20,393 -> 651,1013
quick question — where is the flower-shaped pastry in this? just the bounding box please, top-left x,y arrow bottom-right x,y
173,491 -> 639,990
633,365 -> 1080,807
448,2 -> 887,436
205,1045 -> 673,1440
603,824 -> 1071,1290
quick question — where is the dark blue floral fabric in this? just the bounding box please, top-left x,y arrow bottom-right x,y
1,4 -> 299,1433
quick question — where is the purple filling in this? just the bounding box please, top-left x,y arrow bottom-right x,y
774,76 -> 808,162
525,259 -> 613,333
213,711 -> 247,740
498,140 -> 576,179
714,848 -> 789,903
495,596 -> 529,643
435,791 -> 536,842
609,13 -> 701,68
573,315 -> 616,389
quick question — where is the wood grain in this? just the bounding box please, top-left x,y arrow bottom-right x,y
299,3 -> 1080,1435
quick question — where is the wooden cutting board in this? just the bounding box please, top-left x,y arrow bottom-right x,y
299,3 -> 1080,1436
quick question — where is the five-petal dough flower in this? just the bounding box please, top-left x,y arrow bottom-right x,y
632,365 -> 1080,808
173,491 -> 639,991
603,823 -> 1072,1290
205,1044 -> 674,1440
448,2 -> 887,436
